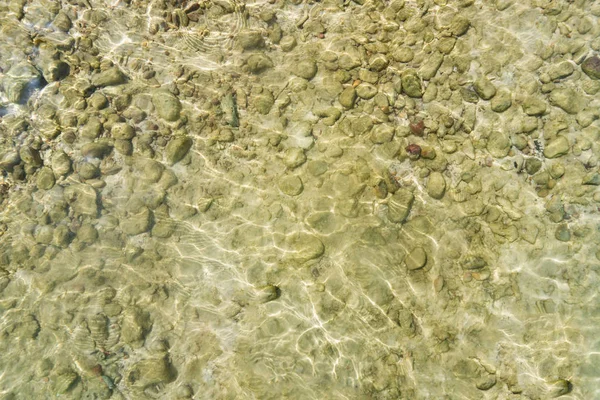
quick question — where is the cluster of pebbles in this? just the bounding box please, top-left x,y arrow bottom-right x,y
0,0 -> 599,398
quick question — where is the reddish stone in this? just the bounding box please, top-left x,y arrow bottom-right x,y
406,144 -> 421,157
409,120 -> 425,136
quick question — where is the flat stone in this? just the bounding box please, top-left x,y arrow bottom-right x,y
91,67 -> 127,87
544,136 -> 569,158
549,88 -> 584,114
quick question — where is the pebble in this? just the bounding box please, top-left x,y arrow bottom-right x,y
81,142 -> 113,159
356,83 -> 378,99
427,171 -> 446,199
283,148 -> 307,169
80,116 -> 103,139
285,232 -> 324,262
582,56 -> 600,80
294,60 -> 318,80
247,54 -> 273,74
19,146 -> 42,166
487,131 -> 511,158
401,71 -> 422,98
121,207 -> 152,236
53,11 -> 72,32
339,87 -> 357,108
555,224 -> 571,242
91,67 -> 127,87
237,30 -> 265,50
63,184 -> 99,217
392,46 -> 414,63
543,136 -> 569,158
78,162 -> 100,179
548,61 -> 574,80
127,357 -> 175,388
491,88 -> 512,112
278,175 -> 304,196
77,223 -> 98,244
254,90 -> 274,115
152,90 -> 182,121
280,36 -> 297,52
405,247 -> 427,270
165,136 -> 192,165
418,52 -> 444,80
111,123 -> 136,140
473,77 -> 496,100
43,60 -> 70,82
369,54 -> 389,72
371,124 -> 395,144
388,189 -> 414,223
549,88 -> 583,114
36,167 -> 55,190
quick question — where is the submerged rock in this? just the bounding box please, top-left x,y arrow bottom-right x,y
582,56 -> 600,80
339,87 -> 357,109
152,90 -> 182,121
427,172 -> 446,199
543,136 -> 569,158
293,60 -> 318,80
474,77 -> 496,100
278,175 -> 303,196
487,131 -> 511,158
388,189 -> 414,223
64,184 -> 99,217
549,88 -> 584,114
401,71 -> 422,98
127,357 -> 175,388
36,167 -> 55,190
121,208 -> 153,236
491,88 -> 512,112
165,136 -> 192,165
285,233 -> 324,263
405,247 -> 427,270
91,67 -> 127,87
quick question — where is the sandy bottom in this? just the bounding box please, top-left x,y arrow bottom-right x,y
0,0 -> 599,399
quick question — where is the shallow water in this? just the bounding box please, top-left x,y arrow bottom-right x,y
0,0 -> 599,399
